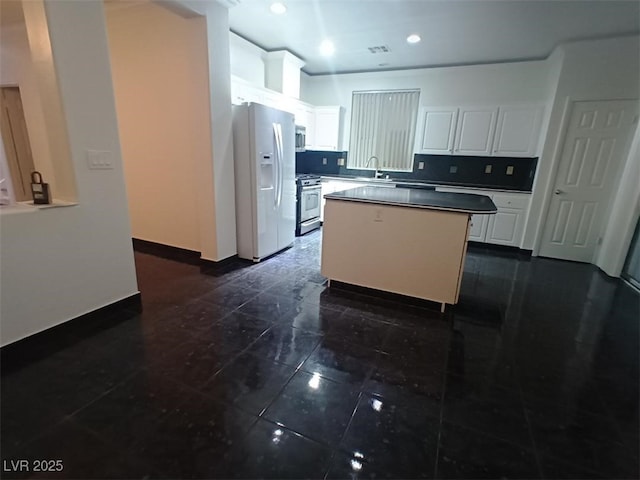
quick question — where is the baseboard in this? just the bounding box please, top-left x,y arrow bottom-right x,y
1,293 -> 142,375
467,242 -> 533,259
200,254 -> 241,270
328,280 -> 443,312
132,238 -> 245,273
132,238 -> 201,265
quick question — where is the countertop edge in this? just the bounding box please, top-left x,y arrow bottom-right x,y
324,194 -> 498,214
318,175 -> 532,194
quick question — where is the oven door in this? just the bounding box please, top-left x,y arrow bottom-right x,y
300,185 -> 321,223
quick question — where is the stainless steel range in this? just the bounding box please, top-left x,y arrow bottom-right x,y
295,174 -> 322,236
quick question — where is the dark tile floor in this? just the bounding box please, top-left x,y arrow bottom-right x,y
2,230 -> 639,479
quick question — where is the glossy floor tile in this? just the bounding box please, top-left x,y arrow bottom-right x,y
1,230 -> 639,479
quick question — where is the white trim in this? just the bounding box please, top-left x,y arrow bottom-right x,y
532,96 -> 572,256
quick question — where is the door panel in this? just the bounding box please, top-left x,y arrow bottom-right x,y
251,104 -> 278,259
487,208 -> 524,245
540,100 -> 639,262
277,110 -> 296,250
454,107 -> 497,155
417,107 -> 458,154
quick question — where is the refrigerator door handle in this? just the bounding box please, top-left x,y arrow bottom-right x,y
278,124 -> 284,208
272,123 -> 280,209
274,123 -> 284,208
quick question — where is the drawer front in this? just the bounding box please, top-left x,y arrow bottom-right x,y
492,193 -> 530,209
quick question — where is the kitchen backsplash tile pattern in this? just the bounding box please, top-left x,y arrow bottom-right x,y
406,154 -> 537,191
296,150 -> 345,176
296,151 -> 537,192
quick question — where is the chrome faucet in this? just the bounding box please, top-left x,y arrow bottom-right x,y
366,156 -> 384,178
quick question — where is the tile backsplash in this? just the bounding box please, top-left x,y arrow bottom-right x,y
296,150 -> 344,175
296,150 -> 537,192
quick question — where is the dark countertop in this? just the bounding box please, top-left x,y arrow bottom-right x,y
324,186 -> 497,214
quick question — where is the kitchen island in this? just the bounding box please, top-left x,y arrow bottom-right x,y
321,186 -> 497,312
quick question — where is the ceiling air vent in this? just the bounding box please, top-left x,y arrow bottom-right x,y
367,45 -> 391,54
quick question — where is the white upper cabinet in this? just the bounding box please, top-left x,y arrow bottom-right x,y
493,105 -> 543,157
416,107 -> 458,154
231,77 -> 341,150
416,104 -> 544,157
454,107 -> 498,155
313,106 -> 342,151
294,104 -> 316,148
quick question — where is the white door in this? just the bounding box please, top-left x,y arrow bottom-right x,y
540,100 -> 639,262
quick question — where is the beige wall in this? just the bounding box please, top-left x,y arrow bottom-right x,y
105,2 -> 211,252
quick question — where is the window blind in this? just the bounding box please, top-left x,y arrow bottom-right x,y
348,89 -> 420,171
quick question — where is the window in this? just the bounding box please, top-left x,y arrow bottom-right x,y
348,89 -> 420,171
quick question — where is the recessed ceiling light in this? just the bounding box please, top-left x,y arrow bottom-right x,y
407,34 -> 421,44
270,2 -> 286,14
319,39 -> 335,57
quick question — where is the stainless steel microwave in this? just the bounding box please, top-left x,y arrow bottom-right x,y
295,125 -> 306,152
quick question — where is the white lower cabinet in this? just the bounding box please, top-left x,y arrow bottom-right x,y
484,194 -> 529,247
468,213 -> 489,242
436,187 -> 530,247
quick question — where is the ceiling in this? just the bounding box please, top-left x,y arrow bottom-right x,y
228,0 -> 640,75
3,0 -> 638,76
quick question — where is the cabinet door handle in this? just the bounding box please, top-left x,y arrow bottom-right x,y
554,189 -> 565,195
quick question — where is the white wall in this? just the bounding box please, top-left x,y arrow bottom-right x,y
598,125 -> 640,276
0,0 -> 139,346
162,0 -> 238,261
106,3 -> 208,253
526,35 -> 640,269
203,1 -> 237,261
229,32 -> 265,87
300,59 -> 552,149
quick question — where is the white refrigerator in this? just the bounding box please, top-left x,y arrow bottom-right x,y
233,102 -> 296,262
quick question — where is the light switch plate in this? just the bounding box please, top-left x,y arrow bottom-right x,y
337,157 -> 345,166
506,166 -> 514,175
449,165 -> 458,174
86,150 -> 114,170
322,158 -> 328,165
485,165 -> 492,174
418,161 -> 425,170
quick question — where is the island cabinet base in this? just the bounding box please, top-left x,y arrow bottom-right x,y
321,199 -> 470,310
